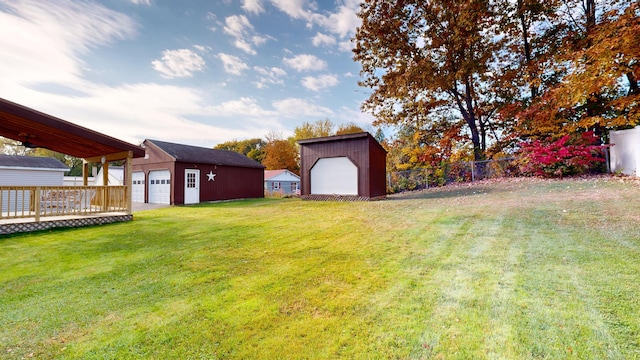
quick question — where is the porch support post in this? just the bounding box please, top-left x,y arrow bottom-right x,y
82,161 -> 90,186
126,154 -> 133,215
102,161 -> 109,185
34,187 -> 41,223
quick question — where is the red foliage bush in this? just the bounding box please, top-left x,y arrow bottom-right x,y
518,132 -> 605,177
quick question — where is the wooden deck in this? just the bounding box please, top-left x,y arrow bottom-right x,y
1,186 -> 133,235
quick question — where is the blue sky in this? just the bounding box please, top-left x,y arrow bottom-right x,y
0,0 -> 373,147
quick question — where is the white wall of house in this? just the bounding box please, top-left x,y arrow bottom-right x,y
610,127 -> 640,176
0,167 -> 66,186
1,167 -> 67,213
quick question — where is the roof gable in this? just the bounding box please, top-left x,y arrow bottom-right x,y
297,131 -> 387,154
265,169 -> 300,181
0,154 -> 68,171
146,139 -> 265,169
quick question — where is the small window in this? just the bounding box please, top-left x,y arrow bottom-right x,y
291,182 -> 298,191
167,179 -> 171,185
161,179 -> 166,184
150,180 -> 155,185
272,182 -> 281,190
187,172 -> 196,188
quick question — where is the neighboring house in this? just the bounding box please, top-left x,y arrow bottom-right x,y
298,132 -> 387,200
0,155 -> 68,212
610,127 -> 640,176
131,139 -> 265,205
64,166 -> 122,186
94,166 -> 124,185
265,169 -> 300,195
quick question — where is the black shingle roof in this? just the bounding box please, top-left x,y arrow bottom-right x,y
0,154 -> 68,170
148,139 -> 265,169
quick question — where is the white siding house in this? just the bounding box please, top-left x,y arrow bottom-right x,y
265,169 -> 300,195
0,155 -> 68,213
610,127 -> 640,176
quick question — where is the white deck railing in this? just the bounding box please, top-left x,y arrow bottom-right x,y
0,186 -> 129,222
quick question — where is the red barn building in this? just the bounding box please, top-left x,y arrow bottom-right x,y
131,139 -> 264,205
298,132 -> 387,200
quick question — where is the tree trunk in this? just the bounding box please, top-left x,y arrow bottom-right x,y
518,0 -> 538,99
628,72 -> 639,95
464,77 -> 483,161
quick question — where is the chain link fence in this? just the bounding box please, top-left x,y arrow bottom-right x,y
387,158 -> 518,193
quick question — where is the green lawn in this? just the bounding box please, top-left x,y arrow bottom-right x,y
2,177 -> 640,359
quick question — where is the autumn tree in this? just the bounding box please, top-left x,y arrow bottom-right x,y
291,119 -> 334,142
354,0 -> 508,161
514,1 -> 640,140
262,132 -> 299,174
335,122 -> 365,135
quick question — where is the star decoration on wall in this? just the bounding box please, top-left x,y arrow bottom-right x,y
207,171 -> 216,181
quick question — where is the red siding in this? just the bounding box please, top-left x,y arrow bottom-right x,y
175,163 -> 264,203
132,141 -> 264,205
299,132 -> 386,199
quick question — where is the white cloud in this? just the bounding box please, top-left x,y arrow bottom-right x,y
272,98 -> 334,118
272,0 -> 360,50
222,14 -> 269,55
242,0 -> 264,14
151,49 -> 206,79
218,53 -> 248,75
318,5 -> 361,38
223,14 -> 252,39
312,32 -> 336,47
254,66 -> 287,88
271,0 -> 316,22
301,74 -> 339,92
130,0 -> 151,5
1,82 -> 265,147
0,0 -> 136,88
193,44 -> 212,53
283,54 -> 327,72
338,39 -> 354,52
206,97 -> 274,117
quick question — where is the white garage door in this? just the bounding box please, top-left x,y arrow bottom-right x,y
131,171 -> 145,203
310,157 -> 358,195
149,170 -> 171,204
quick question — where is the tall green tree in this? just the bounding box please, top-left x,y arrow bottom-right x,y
354,0 -> 507,161
214,138 -> 266,162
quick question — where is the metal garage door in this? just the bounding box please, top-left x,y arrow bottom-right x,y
148,170 -> 171,204
310,157 -> 358,195
131,171 -> 145,203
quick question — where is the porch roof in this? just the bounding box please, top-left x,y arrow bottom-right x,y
0,97 -> 145,161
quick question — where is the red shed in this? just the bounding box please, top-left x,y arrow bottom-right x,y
131,139 -> 264,205
298,132 -> 387,200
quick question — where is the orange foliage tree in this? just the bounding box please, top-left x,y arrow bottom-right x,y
262,132 -> 299,174
514,1 -> 639,140
354,0 -> 511,161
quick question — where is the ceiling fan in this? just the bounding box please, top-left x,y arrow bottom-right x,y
19,133 -> 37,148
